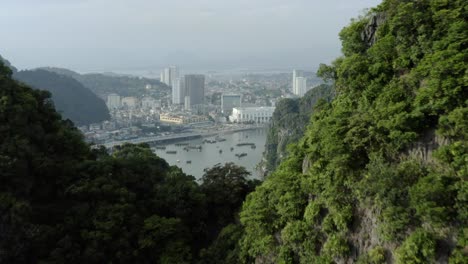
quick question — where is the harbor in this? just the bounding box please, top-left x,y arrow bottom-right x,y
152,127 -> 266,179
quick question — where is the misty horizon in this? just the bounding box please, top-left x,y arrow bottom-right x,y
2,0 -> 381,74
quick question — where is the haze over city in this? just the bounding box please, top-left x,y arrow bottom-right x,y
2,0 -> 380,73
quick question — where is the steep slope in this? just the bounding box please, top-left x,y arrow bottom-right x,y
0,55 -> 17,73
263,84 -> 334,174
240,0 -> 467,263
14,69 -> 110,125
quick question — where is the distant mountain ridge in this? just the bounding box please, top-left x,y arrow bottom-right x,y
0,54 -> 17,73
40,67 -> 170,97
14,69 -> 110,125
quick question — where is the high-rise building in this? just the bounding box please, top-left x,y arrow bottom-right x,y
106,93 -> 121,109
160,66 -> 179,87
292,69 -> 304,95
292,70 -> 308,96
172,77 -> 185,104
221,94 -> 242,114
184,74 -> 205,109
295,77 -> 307,96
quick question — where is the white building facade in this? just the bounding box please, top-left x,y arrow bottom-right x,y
106,93 -> 121,109
161,66 -> 179,87
292,69 -> 308,96
295,77 -> 307,96
229,107 -> 275,123
172,77 -> 184,104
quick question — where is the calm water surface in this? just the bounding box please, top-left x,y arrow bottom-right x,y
153,128 -> 266,179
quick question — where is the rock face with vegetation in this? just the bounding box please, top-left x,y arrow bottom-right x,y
263,84 -> 334,174
0,63 -> 259,263
14,69 -> 110,126
240,0 -> 467,263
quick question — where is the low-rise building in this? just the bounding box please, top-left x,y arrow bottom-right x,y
160,114 -> 209,125
229,107 -> 275,123
121,97 -> 139,109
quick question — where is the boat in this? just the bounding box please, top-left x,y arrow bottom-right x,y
166,150 -> 177,154
177,160 -> 180,163
155,146 -> 166,150
219,149 -> 222,154
175,143 -> 189,146
215,136 -> 227,142
186,160 -> 192,164
251,145 -> 256,149
235,153 -> 247,158
230,147 -> 234,151
236,143 -> 255,147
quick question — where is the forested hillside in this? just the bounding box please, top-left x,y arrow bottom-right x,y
41,67 -> 170,98
14,69 -> 110,126
240,0 -> 467,263
0,62 -> 258,263
263,84 -> 334,174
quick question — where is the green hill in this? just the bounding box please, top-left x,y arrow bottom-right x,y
41,67 -> 170,98
0,62 -> 258,263
262,84 -> 334,174
240,0 -> 467,263
14,69 -> 110,126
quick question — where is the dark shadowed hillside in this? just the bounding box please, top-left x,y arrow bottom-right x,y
41,67 -> 170,98
14,69 -> 110,125
262,84 -> 334,174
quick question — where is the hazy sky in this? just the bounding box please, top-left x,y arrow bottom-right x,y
1,0 -> 381,73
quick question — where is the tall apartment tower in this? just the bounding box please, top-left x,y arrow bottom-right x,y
160,66 -> 179,86
295,77 -> 307,96
292,69 -> 306,96
184,74 -> 205,109
172,77 -> 185,104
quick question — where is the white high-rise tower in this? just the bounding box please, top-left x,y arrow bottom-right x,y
292,70 -> 306,96
160,66 -> 179,87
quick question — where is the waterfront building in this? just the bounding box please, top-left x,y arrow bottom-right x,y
160,114 -> 209,125
229,107 -> 275,123
221,94 -> 242,114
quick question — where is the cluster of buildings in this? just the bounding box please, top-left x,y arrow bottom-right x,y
160,66 -> 206,111
106,94 -> 160,110
81,67 -> 336,143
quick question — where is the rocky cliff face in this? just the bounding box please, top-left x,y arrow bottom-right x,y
261,84 -> 334,176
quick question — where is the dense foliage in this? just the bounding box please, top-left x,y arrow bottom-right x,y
0,62 -> 258,263
41,67 -> 170,98
263,84 -> 334,173
14,69 -> 110,126
241,0 -> 467,263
